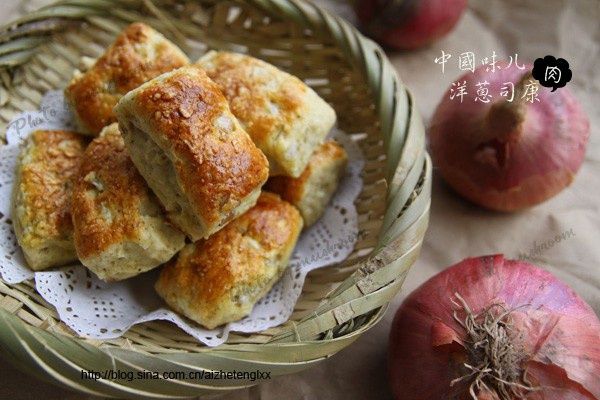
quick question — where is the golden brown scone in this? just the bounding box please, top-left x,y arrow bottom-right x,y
65,22 -> 189,135
197,51 -> 337,178
71,123 -> 186,281
155,192 -> 303,329
11,130 -> 87,270
115,65 -> 269,241
265,141 -> 347,227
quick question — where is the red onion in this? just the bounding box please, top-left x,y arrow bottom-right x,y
389,255 -> 600,400
355,0 -> 467,50
429,63 -> 590,211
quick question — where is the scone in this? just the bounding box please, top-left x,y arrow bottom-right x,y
71,123 -> 186,281
155,192 -> 303,329
115,65 -> 269,240
197,51 -> 337,177
65,22 -> 189,135
11,130 -> 87,270
265,141 -> 348,227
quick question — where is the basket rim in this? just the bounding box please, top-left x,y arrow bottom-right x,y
0,0 -> 431,396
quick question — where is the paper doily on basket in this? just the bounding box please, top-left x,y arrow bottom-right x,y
0,90 -> 364,346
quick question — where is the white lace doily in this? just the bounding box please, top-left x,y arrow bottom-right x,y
0,90 -> 364,346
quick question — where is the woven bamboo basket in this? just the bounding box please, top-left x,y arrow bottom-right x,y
0,0 -> 431,397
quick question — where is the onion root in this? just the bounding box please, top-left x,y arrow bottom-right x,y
450,293 -> 540,400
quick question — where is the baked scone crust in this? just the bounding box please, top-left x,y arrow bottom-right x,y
265,141 -> 348,227
115,65 -> 269,240
65,22 -> 189,135
11,130 -> 87,270
71,123 -> 185,281
155,192 -> 303,329
197,51 -> 337,177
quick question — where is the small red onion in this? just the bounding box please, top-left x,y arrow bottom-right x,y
355,0 -> 467,50
429,63 -> 590,211
388,255 -> 600,400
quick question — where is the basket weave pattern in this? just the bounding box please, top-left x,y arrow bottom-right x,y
0,0 -> 431,397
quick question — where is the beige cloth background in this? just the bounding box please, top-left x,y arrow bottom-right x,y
1,0 -> 598,399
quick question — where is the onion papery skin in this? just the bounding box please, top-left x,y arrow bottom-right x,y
355,0 -> 467,50
388,255 -> 600,400
428,62 -> 590,212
